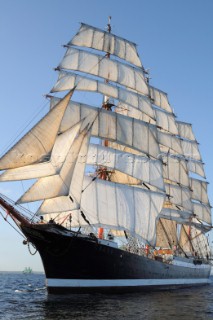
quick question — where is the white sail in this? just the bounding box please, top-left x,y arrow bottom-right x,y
155,109 -> 178,135
0,162 -> 56,182
115,103 -> 178,134
17,128 -> 90,203
17,175 -> 70,203
97,111 -> 159,158
180,139 -> 201,161
0,123 -> 82,181
38,176 -> 165,245
115,103 -> 155,125
165,183 -> 192,212
161,155 -> 189,187
69,23 -> 142,67
51,72 -> 155,119
0,89 -> 74,170
87,144 -> 164,190
80,176 -> 165,245
177,121 -> 195,141
53,101 -> 159,159
107,142 -> 142,155
149,86 -> 173,113
160,208 -> 192,222
58,47 -> 149,95
190,178 -> 210,205
51,100 -> 97,133
38,196 -> 77,214
179,222 -> 210,252
69,132 -> 92,205
193,202 -> 212,225
157,131 -> 182,154
187,159 -> 205,178
190,226 -> 211,258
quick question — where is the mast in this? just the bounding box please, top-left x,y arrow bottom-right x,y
102,16 -> 114,112
101,16 -> 113,165
98,16 -> 113,239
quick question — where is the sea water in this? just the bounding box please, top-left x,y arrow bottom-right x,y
0,272 -> 213,320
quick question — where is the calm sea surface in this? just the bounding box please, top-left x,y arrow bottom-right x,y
0,272 -> 213,320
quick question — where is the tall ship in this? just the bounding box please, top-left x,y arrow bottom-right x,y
23,267 -> 33,274
0,19 -> 212,294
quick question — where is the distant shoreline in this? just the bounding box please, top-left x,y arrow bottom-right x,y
0,271 -> 44,274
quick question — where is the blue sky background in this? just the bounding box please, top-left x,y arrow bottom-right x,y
0,0 -> 213,271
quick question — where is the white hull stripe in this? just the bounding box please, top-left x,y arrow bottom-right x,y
47,278 -> 211,288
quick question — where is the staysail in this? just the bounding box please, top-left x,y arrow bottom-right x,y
0,89 -> 74,170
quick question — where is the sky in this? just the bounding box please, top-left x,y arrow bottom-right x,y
0,0 -> 213,272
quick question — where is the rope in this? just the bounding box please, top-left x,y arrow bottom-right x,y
0,211 -> 26,239
27,241 -> 37,256
0,193 -> 37,223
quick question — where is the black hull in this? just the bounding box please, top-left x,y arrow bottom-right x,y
22,224 -> 211,294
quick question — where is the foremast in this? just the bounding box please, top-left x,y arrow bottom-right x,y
98,16 -> 113,240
